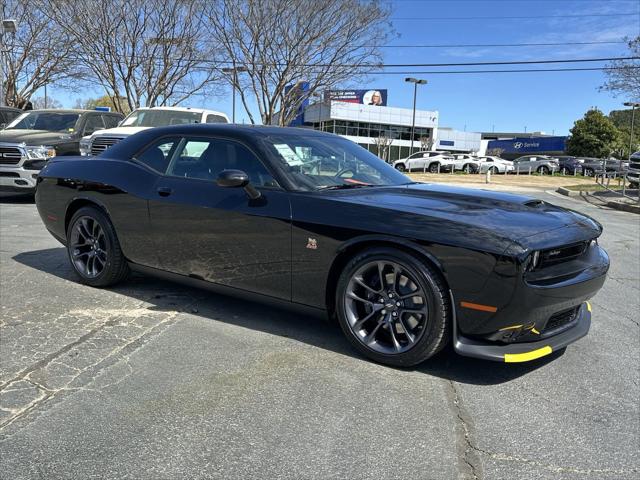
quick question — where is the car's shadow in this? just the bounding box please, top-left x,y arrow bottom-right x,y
12,247 -> 563,386
0,193 -> 34,204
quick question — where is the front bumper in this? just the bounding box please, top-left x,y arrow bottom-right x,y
454,301 -> 591,362
0,167 -> 39,192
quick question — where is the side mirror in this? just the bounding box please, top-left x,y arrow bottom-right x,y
217,169 -> 261,200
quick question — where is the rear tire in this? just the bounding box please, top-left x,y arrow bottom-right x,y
66,206 -> 129,287
335,247 -> 450,367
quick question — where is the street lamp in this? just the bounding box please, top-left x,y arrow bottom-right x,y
1,19 -> 18,107
222,66 -> 248,123
311,91 -> 325,131
623,101 -> 640,162
405,77 -> 427,156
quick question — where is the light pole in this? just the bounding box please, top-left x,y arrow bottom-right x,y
222,66 -> 248,123
311,91 -> 325,131
405,77 -> 427,156
1,19 -> 17,107
623,102 -> 640,161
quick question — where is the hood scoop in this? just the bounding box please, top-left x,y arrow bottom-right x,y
524,199 -> 545,208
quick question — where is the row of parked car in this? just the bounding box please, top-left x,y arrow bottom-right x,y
391,150 -> 633,180
0,105 -> 229,193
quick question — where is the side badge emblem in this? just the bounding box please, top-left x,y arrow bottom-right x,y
306,238 -> 318,250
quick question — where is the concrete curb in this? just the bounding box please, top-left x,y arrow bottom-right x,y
556,187 -> 598,197
605,201 -> 640,214
556,187 -> 640,214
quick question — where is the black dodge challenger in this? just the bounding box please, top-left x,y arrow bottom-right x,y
35,125 -> 609,366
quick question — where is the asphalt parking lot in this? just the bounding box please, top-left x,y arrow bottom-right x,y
0,191 -> 638,480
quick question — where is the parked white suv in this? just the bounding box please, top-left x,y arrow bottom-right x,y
477,156 -> 514,174
80,106 -> 229,156
449,153 -> 481,173
393,151 -> 455,173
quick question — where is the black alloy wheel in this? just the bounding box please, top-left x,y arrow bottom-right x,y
336,247 -> 450,367
67,206 -> 129,287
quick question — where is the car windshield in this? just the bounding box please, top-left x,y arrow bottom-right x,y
264,133 -> 411,191
120,109 -> 202,127
6,112 -> 80,132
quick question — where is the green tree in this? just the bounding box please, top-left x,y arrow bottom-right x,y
608,109 -> 640,157
73,95 -> 131,114
566,108 -> 620,158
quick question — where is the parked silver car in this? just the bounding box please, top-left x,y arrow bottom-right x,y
512,155 -> 559,174
477,156 -> 514,174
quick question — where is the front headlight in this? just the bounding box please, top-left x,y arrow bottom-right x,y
24,145 -> 56,160
79,138 -> 91,156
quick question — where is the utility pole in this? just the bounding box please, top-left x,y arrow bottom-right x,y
623,102 -> 640,161
405,77 -> 427,156
1,18 -> 17,107
222,66 -> 248,123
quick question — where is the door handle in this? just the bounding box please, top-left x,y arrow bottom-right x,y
157,186 -> 173,197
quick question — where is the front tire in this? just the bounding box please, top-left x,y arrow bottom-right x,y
66,206 -> 129,287
490,166 -> 499,174
335,247 -> 450,367
537,166 -> 549,175
429,162 -> 440,173
395,163 -> 406,172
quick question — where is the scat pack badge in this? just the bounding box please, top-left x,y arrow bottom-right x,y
306,237 -> 318,250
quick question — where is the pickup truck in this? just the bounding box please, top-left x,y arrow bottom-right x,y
0,109 -> 123,193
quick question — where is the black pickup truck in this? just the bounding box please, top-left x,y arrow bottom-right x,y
0,109 -> 123,193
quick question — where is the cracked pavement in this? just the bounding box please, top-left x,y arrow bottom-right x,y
0,191 -> 638,479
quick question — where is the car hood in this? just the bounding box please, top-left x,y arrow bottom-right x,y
328,183 -> 601,253
0,129 -> 74,145
91,126 -> 150,138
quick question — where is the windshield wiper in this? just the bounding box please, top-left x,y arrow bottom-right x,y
317,184 -> 376,191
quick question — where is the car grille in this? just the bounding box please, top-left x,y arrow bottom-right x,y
538,241 -> 589,268
544,306 -> 580,334
0,171 -> 20,177
90,136 -> 124,156
0,146 -> 23,165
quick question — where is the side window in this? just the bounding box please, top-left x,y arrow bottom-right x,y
102,115 -> 121,129
83,115 -> 105,135
206,114 -> 227,124
134,137 -> 181,174
167,138 -> 278,187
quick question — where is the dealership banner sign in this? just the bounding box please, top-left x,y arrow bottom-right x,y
487,136 -> 567,154
325,89 -> 388,106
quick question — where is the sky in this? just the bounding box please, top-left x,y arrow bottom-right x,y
49,0 -> 640,135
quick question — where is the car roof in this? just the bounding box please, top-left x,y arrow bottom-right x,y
24,109 -> 121,115
134,106 -> 228,117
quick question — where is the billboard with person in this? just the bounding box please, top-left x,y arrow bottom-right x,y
325,89 -> 387,106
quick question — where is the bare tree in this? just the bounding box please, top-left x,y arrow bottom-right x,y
203,0 -> 392,125
374,133 -> 393,162
600,36 -> 640,102
420,135 -> 434,151
486,147 -> 505,157
1,0 -> 83,108
43,0 -> 223,112
30,96 -> 62,109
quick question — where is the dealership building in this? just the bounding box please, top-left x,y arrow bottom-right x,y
279,87 -> 482,161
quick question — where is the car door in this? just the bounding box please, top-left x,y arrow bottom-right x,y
406,152 -> 425,171
147,135 -> 292,301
